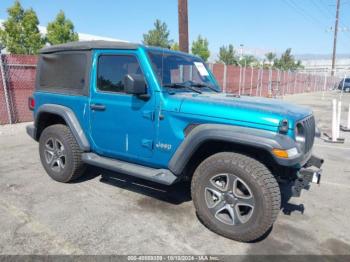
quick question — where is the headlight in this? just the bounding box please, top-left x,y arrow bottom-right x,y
278,119 -> 289,133
295,122 -> 306,146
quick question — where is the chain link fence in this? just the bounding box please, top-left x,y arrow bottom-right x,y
0,54 -> 37,125
208,63 -> 346,98
0,54 -> 347,125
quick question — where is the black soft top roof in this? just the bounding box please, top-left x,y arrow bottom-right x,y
40,40 -> 140,54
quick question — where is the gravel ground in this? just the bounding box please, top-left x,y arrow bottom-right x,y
0,91 -> 350,255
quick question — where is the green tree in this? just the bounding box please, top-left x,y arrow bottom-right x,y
239,55 -> 258,67
265,52 -> 276,66
191,35 -> 210,61
143,19 -> 172,48
46,10 -> 78,45
171,42 -> 179,51
274,48 -> 303,70
0,1 -> 44,54
218,44 -> 238,65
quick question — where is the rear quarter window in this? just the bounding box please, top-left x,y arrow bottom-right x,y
37,52 -> 90,95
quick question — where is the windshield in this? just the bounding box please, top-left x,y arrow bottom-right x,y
147,49 -> 220,92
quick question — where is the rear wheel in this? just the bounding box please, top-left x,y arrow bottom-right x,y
191,152 -> 281,242
39,124 -> 85,182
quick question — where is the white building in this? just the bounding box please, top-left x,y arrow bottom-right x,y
0,19 -> 126,52
296,54 -> 350,76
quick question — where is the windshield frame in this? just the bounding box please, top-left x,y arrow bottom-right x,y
146,47 -> 221,93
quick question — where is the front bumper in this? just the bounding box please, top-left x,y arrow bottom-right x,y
274,149 -> 313,168
291,155 -> 324,197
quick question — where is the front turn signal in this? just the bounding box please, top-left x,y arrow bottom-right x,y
272,147 -> 298,159
272,149 -> 289,158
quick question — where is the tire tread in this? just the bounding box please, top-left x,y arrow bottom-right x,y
191,152 -> 281,242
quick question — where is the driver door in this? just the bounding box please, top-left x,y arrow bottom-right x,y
89,51 -> 155,161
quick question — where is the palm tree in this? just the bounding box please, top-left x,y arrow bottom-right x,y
265,52 -> 277,66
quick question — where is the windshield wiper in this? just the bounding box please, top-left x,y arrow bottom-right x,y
163,83 -> 202,94
189,82 -> 220,93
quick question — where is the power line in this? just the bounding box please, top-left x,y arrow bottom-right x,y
288,0 -> 329,27
319,0 -> 350,29
311,0 -> 350,41
310,0 -> 334,22
283,0 -> 350,49
282,0 -> 332,32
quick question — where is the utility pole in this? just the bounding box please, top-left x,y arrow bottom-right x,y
178,0 -> 189,53
331,0 -> 341,76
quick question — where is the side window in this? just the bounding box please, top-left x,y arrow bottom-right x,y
38,52 -> 88,95
97,55 -> 143,93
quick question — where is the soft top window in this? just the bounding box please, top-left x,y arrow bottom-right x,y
37,52 -> 89,95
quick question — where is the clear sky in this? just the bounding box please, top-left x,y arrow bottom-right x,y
0,0 -> 349,56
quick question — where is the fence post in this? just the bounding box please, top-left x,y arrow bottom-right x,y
250,66 -> 254,96
282,70 -> 286,96
0,54 -> 12,125
276,69 -> 280,97
337,100 -> 342,138
256,68 -> 260,96
313,72 -> 317,92
260,67 -> 264,97
268,68 -> 272,97
242,65 -> 246,95
223,64 -> 227,93
322,73 -> 327,99
238,64 -> 242,95
293,72 -> 297,94
286,70 -> 290,94
332,99 -> 337,142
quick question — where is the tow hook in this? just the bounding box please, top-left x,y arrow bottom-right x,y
291,155 -> 323,197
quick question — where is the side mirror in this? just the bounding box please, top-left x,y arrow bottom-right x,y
124,74 -> 148,99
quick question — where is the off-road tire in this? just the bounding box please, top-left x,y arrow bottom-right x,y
191,152 -> 281,242
39,124 -> 86,182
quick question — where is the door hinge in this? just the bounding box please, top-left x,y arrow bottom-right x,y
141,139 -> 153,150
142,110 -> 155,121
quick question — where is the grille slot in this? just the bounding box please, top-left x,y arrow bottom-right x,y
300,115 -> 315,153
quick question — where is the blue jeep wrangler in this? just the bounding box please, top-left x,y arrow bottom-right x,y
27,41 -> 322,242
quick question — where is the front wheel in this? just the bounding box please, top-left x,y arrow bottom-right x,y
191,152 -> 281,242
39,124 -> 86,183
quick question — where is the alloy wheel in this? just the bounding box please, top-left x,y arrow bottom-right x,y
204,173 -> 255,225
44,138 -> 66,173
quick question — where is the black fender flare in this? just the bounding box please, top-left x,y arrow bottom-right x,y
168,124 -> 303,175
34,104 -> 90,151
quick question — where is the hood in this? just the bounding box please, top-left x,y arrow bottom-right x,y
168,92 -> 312,129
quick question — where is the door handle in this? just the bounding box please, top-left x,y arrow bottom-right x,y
90,104 -> 106,111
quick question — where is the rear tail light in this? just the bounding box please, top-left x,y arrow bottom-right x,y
28,96 -> 35,111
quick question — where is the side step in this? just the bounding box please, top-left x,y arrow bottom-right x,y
81,153 -> 178,185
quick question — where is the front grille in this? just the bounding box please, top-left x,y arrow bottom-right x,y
300,115 -> 315,153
